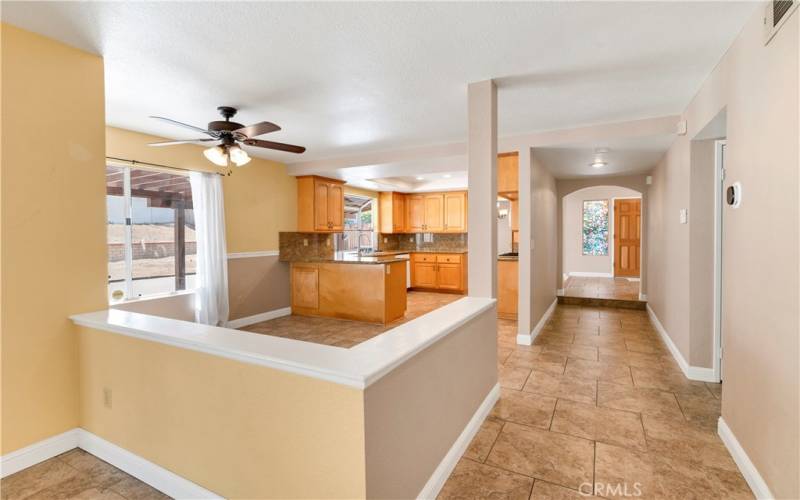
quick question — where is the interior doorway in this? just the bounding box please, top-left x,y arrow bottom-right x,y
613,198 -> 642,277
713,140 -> 726,381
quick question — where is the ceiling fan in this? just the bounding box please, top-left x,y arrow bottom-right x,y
148,106 -> 306,167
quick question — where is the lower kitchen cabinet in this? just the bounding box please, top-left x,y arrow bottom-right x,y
410,253 -> 467,294
497,259 -> 518,319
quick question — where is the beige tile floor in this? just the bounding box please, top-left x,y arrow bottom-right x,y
438,305 -> 751,500
3,304 -> 748,500
1,449 -> 169,500
563,277 -> 641,301
241,290 -> 462,347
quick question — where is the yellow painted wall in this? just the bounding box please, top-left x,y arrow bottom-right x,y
1,24 -> 107,453
79,327 -> 367,498
106,127 -> 297,253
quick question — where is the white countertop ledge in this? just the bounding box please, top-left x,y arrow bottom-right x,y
70,297 -> 496,389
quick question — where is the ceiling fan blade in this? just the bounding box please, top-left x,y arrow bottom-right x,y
243,139 -> 306,154
234,121 -> 281,139
148,139 -> 217,147
149,116 -> 217,136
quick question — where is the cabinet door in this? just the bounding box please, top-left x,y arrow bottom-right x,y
327,183 -> 344,231
292,265 -> 319,309
443,192 -> 467,232
313,180 -> 330,231
424,194 -> 444,232
498,153 -> 519,193
436,263 -> 462,291
412,262 -> 437,288
392,194 -> 406,232
406,195 -> 425,232
510,199 -> 519,231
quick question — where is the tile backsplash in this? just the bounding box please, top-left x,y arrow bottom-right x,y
378,233 -> 467,253
279,232 -> 334,261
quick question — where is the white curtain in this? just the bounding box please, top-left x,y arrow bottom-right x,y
190,171 -> 229,326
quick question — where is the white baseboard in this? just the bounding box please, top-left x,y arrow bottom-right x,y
569,271 -> 613,278
1,429 -> 79,478
1,429 -> 221,498
646,305 -> 717,383
718,417 -> 773,499
517,298 -> 557,346
417,383 -> 500,499
226,306 -> 291,329
79,430 -> 221,499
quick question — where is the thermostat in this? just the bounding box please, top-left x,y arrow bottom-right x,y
726,182 -> 742,208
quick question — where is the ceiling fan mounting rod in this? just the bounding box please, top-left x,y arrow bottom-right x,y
217,106 -> 237,121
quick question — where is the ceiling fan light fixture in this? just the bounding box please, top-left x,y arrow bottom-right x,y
204,145 -> 229,167
229,145 -> 251,166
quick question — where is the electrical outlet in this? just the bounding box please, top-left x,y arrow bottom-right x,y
103,388 -> 113,409
326,239 -> 330,246
383,237 -> 388,243
303,239 -> 308,246
409,237 -> 413,242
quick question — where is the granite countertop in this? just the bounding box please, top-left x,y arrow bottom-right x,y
498,253 -> 519,261
366,249 -> 468,256
290,254 -> 409,265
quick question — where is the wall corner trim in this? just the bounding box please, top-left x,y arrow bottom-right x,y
718,417 -> 774,499
518,298 -> 557,346
646,304 -> 717,383
417,383 -> 500,499
226,307 -> 291,329
1,429 -> 222,499
1,429 -> 80,478
227,250 -> 280,259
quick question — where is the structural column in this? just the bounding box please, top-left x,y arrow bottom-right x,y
517,147 -> 533,343
467,80 -> 497,298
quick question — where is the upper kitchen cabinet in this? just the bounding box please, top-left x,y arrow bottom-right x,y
443,191 -> 467,232
297,175 -> 345,232
378,192 -> 406,233
498,152 -> 519,198
405,192 -> 467,233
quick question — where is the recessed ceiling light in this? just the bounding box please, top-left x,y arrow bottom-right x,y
443,174 -> 452,178
415,176 -> 424,180
590,161 -> 607,169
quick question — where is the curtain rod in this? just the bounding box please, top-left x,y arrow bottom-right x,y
106,156 -> 228,176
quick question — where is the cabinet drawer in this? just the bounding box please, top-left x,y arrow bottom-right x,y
413,253 -> 436,263
436,254 -> 462,264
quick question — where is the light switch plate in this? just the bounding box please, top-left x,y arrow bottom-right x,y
680,209 -> 688,224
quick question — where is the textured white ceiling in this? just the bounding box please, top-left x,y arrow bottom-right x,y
2,1 -> 756,165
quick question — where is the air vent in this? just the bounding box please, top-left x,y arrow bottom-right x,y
764,0 -> 798,44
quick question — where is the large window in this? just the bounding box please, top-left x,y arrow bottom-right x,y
582,199 -> 609,256
334,194 -> 376,254
106,165 -> 196,302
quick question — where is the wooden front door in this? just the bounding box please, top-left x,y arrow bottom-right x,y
614,199 -> 641,277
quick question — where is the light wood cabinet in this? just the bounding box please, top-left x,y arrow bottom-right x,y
510,199 -> 519,231
291,261 -> 407,324
379,192 -> 406,233
297,175 -> 345,232
410,252 -> 467,293
401,191 -> 467,233
498,152 -> 519,196
444,191 -> 467,232
497,260 -> 518,319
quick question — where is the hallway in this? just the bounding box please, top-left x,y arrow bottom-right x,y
439,305 -> 750,499
562,276 -> 640,301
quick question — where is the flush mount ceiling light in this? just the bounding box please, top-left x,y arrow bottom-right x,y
415,176 -> 425,181
443,174 -> 452,178
590,148 -> 610,169
148,106 -> 305,170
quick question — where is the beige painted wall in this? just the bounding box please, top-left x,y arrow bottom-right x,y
364,307 -> 496,498
1,24 -> 107,454
646,10 -> 798,497
78,327 -> 366,498
531,154 -> 557,326
688,139 -> 716,368
106,127 -> 297,254
111,292 -> 195,322
227,255 -> 290,320
562,186 -> 641,277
